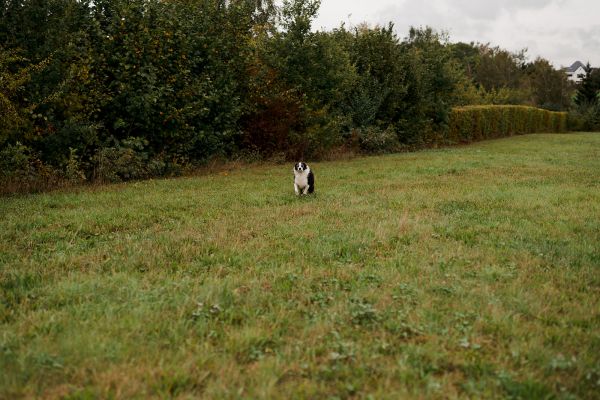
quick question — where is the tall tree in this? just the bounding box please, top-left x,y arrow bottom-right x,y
450,42 -> 480,79
575,63 -> 600,106
0,48 -> 51,145
338,23 -> 405,127
398,27 -> 464,142
474,45 -> 527,91
526,57 -> 573,111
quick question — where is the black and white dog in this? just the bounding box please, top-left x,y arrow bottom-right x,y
293,162 -> 315,195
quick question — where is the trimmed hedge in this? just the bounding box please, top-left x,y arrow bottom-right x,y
447,105 -> 567,143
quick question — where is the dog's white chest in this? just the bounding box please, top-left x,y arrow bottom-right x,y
294,170 -> 309,188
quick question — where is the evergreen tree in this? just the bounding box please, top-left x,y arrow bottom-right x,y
575,63 -> 600,106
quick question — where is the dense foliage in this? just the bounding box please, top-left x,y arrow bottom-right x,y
0,0 -> 591,192
448,106 -> 567,143
570,63 -> 600,131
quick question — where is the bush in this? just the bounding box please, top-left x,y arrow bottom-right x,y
0,142 -> 32,178
568,103 -> 600,132
567,112 -> 585,131
356,125 -> 401,154
0,142 -> 64,194
286,110 -> 348,160
0,49 -> 54,150
0,142 -> 89,194
447,105 -> 567,144
61,148 -> 86,184
93,137 -> 155,183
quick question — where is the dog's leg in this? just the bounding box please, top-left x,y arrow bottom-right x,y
302,186 -> 309,195
294,183 -> 300,196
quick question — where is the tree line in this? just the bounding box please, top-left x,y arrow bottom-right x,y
1,0 -> 598,191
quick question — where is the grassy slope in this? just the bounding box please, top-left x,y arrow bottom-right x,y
1,133 -> 599,399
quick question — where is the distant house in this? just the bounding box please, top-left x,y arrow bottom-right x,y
565,61 -> 587,83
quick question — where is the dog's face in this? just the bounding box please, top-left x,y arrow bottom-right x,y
294,162 -> 308,172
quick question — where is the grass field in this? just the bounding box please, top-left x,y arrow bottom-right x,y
1,133 -> 599,399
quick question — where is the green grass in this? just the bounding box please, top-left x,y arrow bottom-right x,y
1,133 -> 599,399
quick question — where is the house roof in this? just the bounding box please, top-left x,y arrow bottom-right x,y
566,61 -> 586,73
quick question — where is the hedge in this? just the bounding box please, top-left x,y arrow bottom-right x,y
447,105 -> 568,143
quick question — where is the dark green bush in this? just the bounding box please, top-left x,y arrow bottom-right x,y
0,142 -> 66,194
93,137 -> 161,183
356,126 -> 401,154
0,142 -> 33,179
568,103 -> 600,131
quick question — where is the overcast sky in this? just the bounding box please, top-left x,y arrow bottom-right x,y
313,0 -> 600,68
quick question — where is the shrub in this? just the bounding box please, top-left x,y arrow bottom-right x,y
0,143 -> 88,194
567,112 -> 585,132
0,142 -> 63,194
447,105 -> 567,144
93,137 -> 155,183
0,142 -> 32,178
63,148 -> 87,184
568,103 -> 600,132
356,125 -> 401,154
286,110 -> 348,160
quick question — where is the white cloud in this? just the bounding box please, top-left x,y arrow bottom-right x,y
313,0 -> 600,67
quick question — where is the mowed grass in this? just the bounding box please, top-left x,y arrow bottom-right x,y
1,133 -> 599,399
